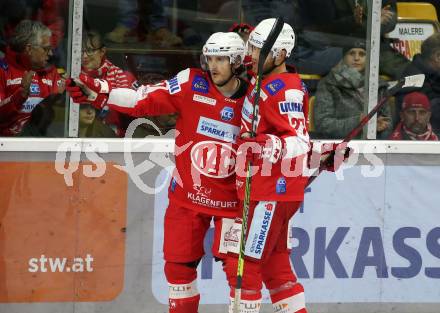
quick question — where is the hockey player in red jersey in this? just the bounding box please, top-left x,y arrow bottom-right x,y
224,19 -> 310,313
66,32 -> 248,313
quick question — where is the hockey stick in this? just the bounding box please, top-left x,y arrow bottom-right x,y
307,73 -> 425,186
234,17 -> 284,313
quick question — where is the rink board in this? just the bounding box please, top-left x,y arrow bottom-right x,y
0,139 -> 439,313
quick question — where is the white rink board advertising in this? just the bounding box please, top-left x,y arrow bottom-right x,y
152,166 -> 440,304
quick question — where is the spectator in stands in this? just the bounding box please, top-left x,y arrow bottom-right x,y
390,91 -> 438,140
105,0 -> 182,47
398,32 -> 440,136
78,104 -> 116,138
314,40 -> 392,139
296,0 -> 408,78
81,30 -> 138,137
0,20 -> 63,136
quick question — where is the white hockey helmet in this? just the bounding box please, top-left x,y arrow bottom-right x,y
248,18 -> 295,58
202,32 -> 246,64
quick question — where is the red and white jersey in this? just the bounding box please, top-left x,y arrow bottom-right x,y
107,68 -> 247,217
82,58 -> 138,137
237,72 -> 311,202
0,47 -> 62,136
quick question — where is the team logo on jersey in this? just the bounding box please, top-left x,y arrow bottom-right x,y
193,94 -> 216,106
167,75 -> 181,94
193,184 -> 212,198
264,79 -> 285,96
192,76 -> 209,93
190,141 -> 237,178
196,117 -> 240,143
278,101 -> 303,114
30,83 -> 40,95
276,177 -> 287,194
220,106 -> 234,122
245,201 -> 276,259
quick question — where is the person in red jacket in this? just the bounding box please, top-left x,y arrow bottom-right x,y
0,19 -> 63,136
81,30 -> 138,137
224,18 -> 310,313
67,32 -> 248,313
389,91 -> 438,140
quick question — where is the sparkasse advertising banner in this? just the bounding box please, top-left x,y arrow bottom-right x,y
152,165 -> 440,304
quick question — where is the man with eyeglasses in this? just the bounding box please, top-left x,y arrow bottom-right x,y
0,19 -> 63,136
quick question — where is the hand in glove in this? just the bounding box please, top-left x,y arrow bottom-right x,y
236,133 -> 284,165
308,142 -> 352,172
65,74 -> 111,109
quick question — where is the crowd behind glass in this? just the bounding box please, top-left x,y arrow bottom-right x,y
0,0 -> 439,141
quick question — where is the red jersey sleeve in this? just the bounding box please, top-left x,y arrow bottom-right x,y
262,76 -> 310,158
107,68 -> 191,117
